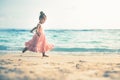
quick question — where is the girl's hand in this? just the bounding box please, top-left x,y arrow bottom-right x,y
37,34 -> 40,37
36,27 -> 40,37
30,30 -> 33,33
36,32 -> 40,37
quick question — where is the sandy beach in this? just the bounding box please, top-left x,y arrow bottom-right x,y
0,52 -> 120,80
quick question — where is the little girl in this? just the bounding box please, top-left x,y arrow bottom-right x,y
22,11 -> 54,57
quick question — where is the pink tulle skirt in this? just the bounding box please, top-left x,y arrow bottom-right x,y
25,33 -> 54,53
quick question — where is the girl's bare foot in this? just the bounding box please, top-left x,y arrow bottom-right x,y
43,55 -> 49,57
22,47 -> 28,53
42,52 -> 49,57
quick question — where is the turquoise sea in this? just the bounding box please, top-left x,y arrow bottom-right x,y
0,29 -> 120,53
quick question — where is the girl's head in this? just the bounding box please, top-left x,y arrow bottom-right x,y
39,11 -> 47,24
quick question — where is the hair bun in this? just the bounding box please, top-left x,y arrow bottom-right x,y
40,11 -> 44,15
39,11 -> 46,20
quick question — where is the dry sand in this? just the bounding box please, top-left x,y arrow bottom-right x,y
0,52 -> 120,80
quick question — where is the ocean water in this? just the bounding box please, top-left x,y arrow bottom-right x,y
0,29 -> 120,53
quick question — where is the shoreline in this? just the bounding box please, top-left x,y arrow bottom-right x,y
0,51 -> 120,54
0,52 -> 120,80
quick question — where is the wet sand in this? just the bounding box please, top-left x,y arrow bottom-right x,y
0,52 -> 120,80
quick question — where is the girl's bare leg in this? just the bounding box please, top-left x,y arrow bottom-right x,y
42,52 -> 49,57
22,47 -> 28,53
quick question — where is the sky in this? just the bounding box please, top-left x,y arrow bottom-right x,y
0,0 -> 120,29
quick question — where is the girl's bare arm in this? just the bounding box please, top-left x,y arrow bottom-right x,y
30,24 -> 39,33
36,25 -> 41,37
30,27 -> 37,33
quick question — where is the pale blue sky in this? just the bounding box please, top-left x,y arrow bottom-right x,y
0,0 -> 120,29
